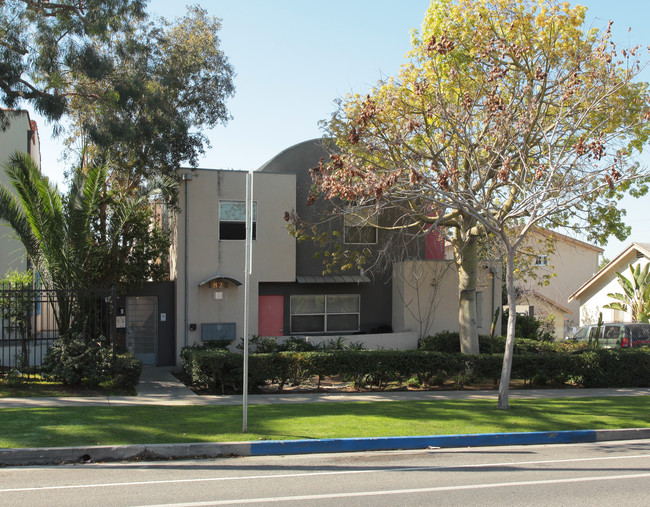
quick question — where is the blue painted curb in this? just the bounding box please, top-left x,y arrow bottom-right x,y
2,428 -> 648,465
250,429 -> 599,456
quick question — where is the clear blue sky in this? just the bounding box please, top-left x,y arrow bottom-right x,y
31,0 -> 650,260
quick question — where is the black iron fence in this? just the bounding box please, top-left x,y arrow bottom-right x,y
0,284 -> 115,373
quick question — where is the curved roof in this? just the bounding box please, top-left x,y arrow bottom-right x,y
257,138 -> 333,174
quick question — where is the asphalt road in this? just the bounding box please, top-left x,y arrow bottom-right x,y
2,439 -> 650,506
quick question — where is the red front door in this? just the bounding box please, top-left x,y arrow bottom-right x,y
258,295 -> 285,336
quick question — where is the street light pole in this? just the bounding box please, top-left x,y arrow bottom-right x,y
242,171 -> 253,432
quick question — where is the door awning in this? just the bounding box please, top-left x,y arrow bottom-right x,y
199,275 -> 243,288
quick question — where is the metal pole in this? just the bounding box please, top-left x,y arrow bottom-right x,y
243,171 -> 253,432
182,172 -> 192,348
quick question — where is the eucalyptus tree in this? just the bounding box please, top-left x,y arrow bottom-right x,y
65,5 -> 235,193
0,0 -> 146,129
2,1 -> 235,199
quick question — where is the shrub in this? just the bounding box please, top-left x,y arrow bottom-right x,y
419,332 -> 584,355
576,348 -> 650,387
181,346 -> 244,394
278,337 -> 320,352
43,332 -> 142,388
110,353 -> 143,389
418,331 -> 503,353
502,310 -> 554,341
418,331 -> 463,353
43,332 -> 113,385
180,343 -> 650,393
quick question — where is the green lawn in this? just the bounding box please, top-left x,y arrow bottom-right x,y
1,396 -> 649,449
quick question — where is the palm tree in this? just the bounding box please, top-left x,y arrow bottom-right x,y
0,152 -> 106,332
603,264 -> 650,323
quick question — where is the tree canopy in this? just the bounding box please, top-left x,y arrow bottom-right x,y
307,0 -> 650,404
2,2 -> 235,191
65,5 -> 235,189
0,0 -> 147,128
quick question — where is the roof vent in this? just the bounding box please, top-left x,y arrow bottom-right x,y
637,251 -> 645,258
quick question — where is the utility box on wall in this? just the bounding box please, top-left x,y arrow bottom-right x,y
201,322 -> 236,341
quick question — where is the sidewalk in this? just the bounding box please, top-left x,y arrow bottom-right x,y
2,366 -> 650,407
1,367 -> 649,466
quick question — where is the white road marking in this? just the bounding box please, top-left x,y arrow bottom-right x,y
132,471 -> 650,506
1,453 -> 649,494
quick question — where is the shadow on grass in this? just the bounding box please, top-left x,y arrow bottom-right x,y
1,396 -> 649,449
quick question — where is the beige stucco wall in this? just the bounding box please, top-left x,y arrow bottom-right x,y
518,230 -> 602,334
173,169 -> 296,361
576,251 -> 647,326
392,259 -> 501,339
0,111 -> 41,277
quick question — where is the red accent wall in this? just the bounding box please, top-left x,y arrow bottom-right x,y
425,227 -> 445,260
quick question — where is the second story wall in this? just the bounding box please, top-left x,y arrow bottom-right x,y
172,168 -> 296,354
520,229 -> 602,323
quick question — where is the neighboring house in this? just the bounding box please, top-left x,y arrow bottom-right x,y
168,139 -> 501,364
0,110 -> 41,277
515,227 -> 603,338
569,243 -> 650,326
442,227 -> 602,339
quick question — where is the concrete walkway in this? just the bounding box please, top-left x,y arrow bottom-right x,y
1,366 -> 649,407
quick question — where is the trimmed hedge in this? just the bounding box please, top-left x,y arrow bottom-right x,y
577,349 -> 650,387
418,332 -> 585,354
181,345 -> 650,394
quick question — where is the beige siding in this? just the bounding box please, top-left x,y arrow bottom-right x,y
518,229 -> 602,336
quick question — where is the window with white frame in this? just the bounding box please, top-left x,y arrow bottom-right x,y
344,208 -> 377,244
219,201 -> 257,240
290,294 -> 360,333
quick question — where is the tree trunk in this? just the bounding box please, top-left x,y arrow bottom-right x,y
455,235 -> 480,355
498,247 -> 517,409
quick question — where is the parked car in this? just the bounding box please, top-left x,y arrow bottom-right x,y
568,323 -> 650,348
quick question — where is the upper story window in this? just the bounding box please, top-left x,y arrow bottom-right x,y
344,208 -> 377,244
535,255 -> 549,267
219,201 -> 257,240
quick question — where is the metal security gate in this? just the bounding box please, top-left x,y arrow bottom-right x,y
0,285 -> 115,373
126,296 -> 158,366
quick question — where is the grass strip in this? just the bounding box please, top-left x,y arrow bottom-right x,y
1,396 -> 649,449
